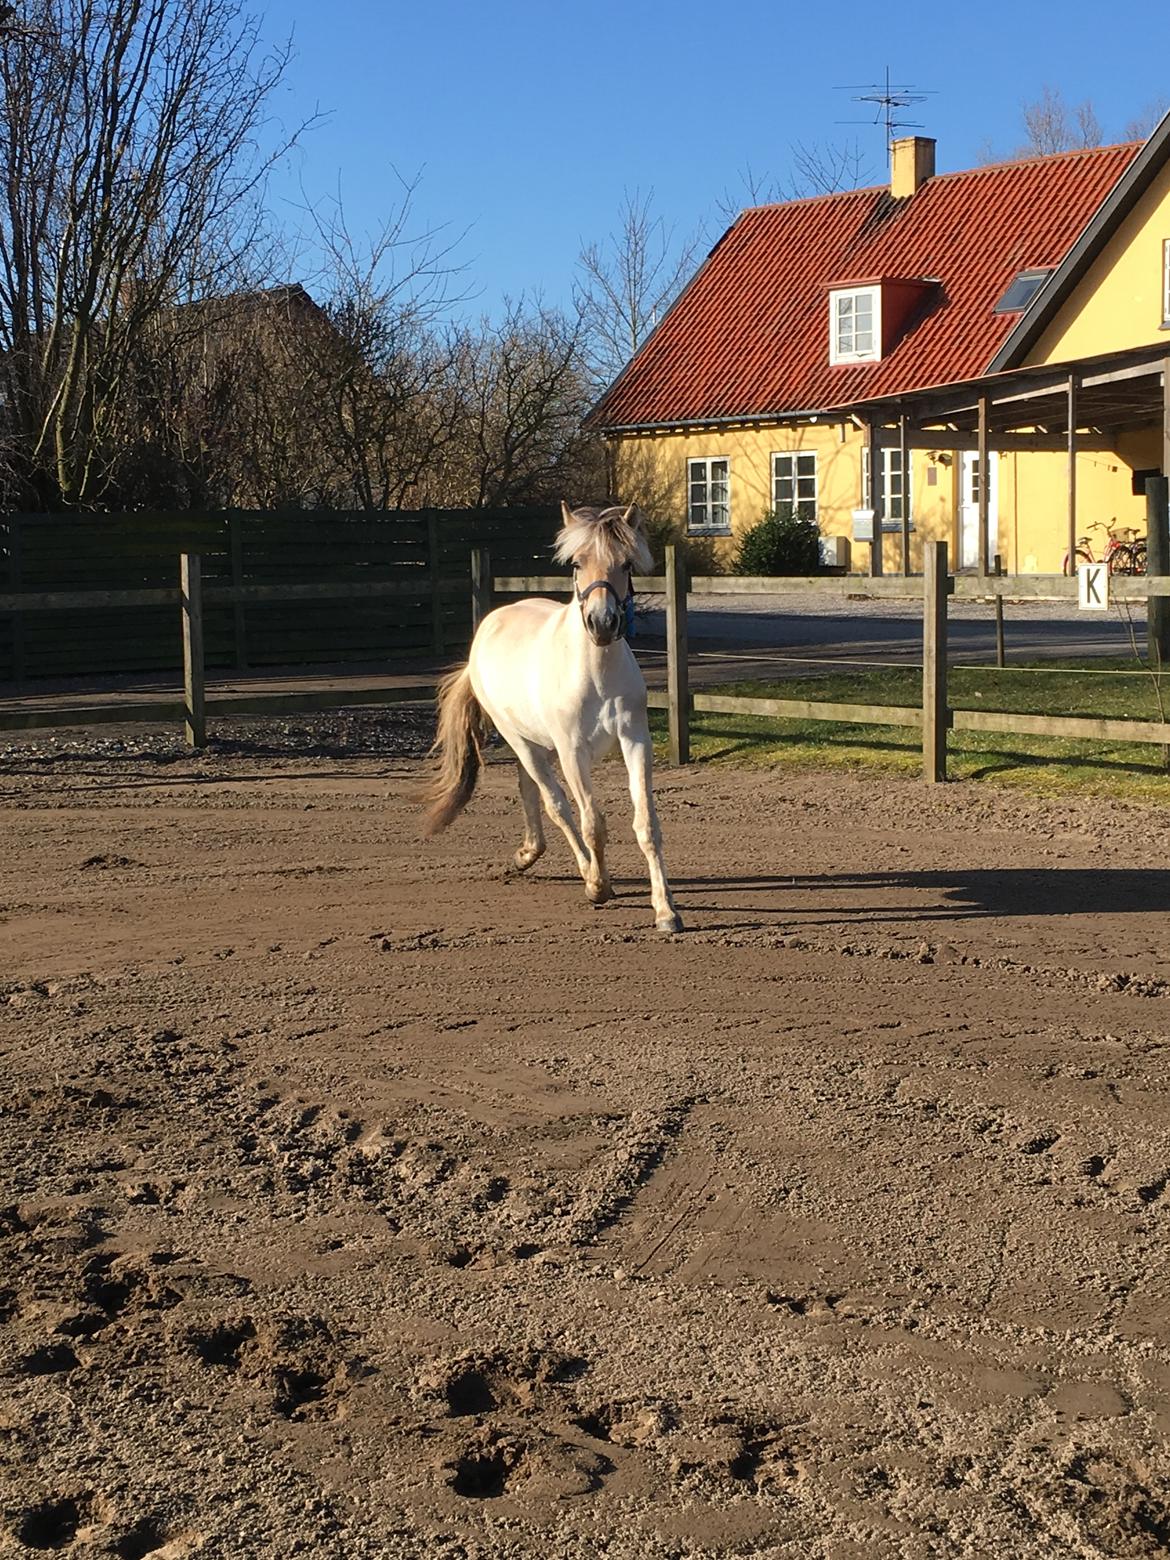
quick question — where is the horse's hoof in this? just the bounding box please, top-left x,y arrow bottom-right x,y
586,881 -> 615,906
512,845 -> 544,872
656,913 -> 684,935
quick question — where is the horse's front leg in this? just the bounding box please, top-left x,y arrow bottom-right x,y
619,724 -> 682,934
557,743 -> 613,907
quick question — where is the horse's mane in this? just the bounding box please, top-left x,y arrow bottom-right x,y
553,504 -> 654,575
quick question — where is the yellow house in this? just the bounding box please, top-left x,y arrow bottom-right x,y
589,115 -> 1170,574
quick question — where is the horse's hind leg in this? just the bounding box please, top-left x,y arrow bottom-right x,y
512,761 -> 546,872
508,736 -> 592,883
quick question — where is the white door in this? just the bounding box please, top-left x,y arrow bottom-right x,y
958,452 -> 998,569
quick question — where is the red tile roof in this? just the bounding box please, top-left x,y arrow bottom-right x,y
590,143 -> 1141,429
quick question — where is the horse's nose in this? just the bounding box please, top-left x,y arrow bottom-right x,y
588,602 -> 620,643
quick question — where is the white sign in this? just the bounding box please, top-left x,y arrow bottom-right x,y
1078,562 -> 1109,611
851,507 -> 875,541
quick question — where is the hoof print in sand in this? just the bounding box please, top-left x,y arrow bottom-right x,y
422,1348 -> 590,1420
444,1428 -> 611,1501
571,1398 -> 674,1449
183,1312 -> 361,1422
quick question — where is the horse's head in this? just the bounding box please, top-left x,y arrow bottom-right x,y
555,501 -> 654,647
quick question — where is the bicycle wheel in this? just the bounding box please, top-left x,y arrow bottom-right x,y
1063,549 -> 1093,576
1107,545 -> 1135,576
1131,541 -> 1147,575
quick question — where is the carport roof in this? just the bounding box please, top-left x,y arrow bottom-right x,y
838,341 -> 1169,436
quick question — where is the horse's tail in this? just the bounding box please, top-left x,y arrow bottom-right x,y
422,665 -> 490,837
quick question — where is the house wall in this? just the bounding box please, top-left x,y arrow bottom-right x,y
1025,159 -> 1170,364
999,157 -> 1170,565
998,430 -> 1160,573
612,423 -> 957,573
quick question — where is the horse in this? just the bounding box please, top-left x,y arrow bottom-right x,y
422,501 -> 683,934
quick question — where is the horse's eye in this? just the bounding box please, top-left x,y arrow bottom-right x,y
571,561 -> 580,571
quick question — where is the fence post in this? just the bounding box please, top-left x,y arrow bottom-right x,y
665,543 -> 690,766
993,553 -> 1006,669
470,547 -> 492,633
229,514 -> 248,671
427,514 -> 446,656
180,553 -> 206,750
1146,476 -> 1170,670
922,539 -> 949,783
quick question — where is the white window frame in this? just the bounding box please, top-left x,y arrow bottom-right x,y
1163,238 -> 1170,327
771,451 -> 818,521
687,456 -> 731,534
862,447 -> 913,528
829,285 -> 881,364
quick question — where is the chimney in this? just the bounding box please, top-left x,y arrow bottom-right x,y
891,136 -> 936,199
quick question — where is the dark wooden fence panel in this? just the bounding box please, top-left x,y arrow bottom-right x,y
0,505 -> 557,681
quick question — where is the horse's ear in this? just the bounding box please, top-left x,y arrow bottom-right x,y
561,500 -> 576,527
622,502 -> 643,530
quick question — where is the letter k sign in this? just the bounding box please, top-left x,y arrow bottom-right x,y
1078,562 -> 1108,611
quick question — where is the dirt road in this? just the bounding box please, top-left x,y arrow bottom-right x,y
2,736 -> 1169,1557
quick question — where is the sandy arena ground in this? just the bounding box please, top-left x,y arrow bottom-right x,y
3,723 -> 1170,1558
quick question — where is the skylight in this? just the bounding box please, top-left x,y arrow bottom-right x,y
994,269 -> 1053,314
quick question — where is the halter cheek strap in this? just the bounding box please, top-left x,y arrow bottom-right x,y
575,576 -> 636,642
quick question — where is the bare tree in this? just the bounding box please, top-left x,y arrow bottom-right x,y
716,139 -> 874,223
1123,99 -> 1170,142
979,85 -> 1111,165
440,299 -> 604,509
1020,86 -> 1103,155
575,189 -> 703,391
0,0 -> 307,509
290,177 -> 469,509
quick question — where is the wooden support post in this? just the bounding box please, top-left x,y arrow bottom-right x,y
899,411 -> 911,576
977,394 -> 990,575
665,543 -> 690,766
427,515 -> 446,656
1146,475 -> 1170,670
229,514 -> 248,671
1067,374 -> 1079,573
867,419 -> 884,577
180,553 -> 206,750
470,547 -> 492,633
993,553 -> 1006,669
922,539 -> 949,783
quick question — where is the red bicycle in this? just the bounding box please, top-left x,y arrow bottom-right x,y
1062,519 -> 1146,576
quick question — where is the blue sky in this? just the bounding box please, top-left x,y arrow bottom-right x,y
259,0 -> 1170,319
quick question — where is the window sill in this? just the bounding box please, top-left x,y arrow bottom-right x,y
687,526 -> 732,537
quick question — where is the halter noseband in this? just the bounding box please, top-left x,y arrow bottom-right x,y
575,569 -> 636,644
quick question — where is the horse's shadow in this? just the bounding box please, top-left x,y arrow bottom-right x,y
644,868 -> 1170,923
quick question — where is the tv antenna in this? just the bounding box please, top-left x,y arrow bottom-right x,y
837,67 -> 935,146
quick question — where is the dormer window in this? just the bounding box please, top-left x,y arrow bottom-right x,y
830,285 -> 880,364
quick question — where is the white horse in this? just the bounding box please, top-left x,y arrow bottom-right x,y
423,502 -> 682,934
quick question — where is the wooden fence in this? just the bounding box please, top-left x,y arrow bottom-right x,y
7,534 -> 1170,776
0,506 -> 557,682
491,540 -> 1170,784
